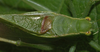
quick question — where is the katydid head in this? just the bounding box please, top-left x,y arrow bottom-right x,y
85,17 -> 99,35
77,17 -> 99,36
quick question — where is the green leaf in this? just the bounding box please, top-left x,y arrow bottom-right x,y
1,0 -> 71,15
0,5 -> 25,14
89,41 -> 100,51
0,0 -> 36,11
69,45 -> 76,52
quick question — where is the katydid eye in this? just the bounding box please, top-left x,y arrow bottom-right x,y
85,31 -> 91,36
85,17 -> 91,21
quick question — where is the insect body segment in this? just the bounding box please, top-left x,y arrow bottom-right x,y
53,15 -> 92,36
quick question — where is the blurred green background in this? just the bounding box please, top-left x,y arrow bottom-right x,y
0,0 -> 100,52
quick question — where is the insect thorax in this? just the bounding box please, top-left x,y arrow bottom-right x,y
53,15 -> 92,36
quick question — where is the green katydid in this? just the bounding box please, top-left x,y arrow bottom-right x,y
0,11 -> 99,51
0,11 -> 98,37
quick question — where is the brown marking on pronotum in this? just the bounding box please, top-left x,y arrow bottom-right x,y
40,16 -> 51,34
